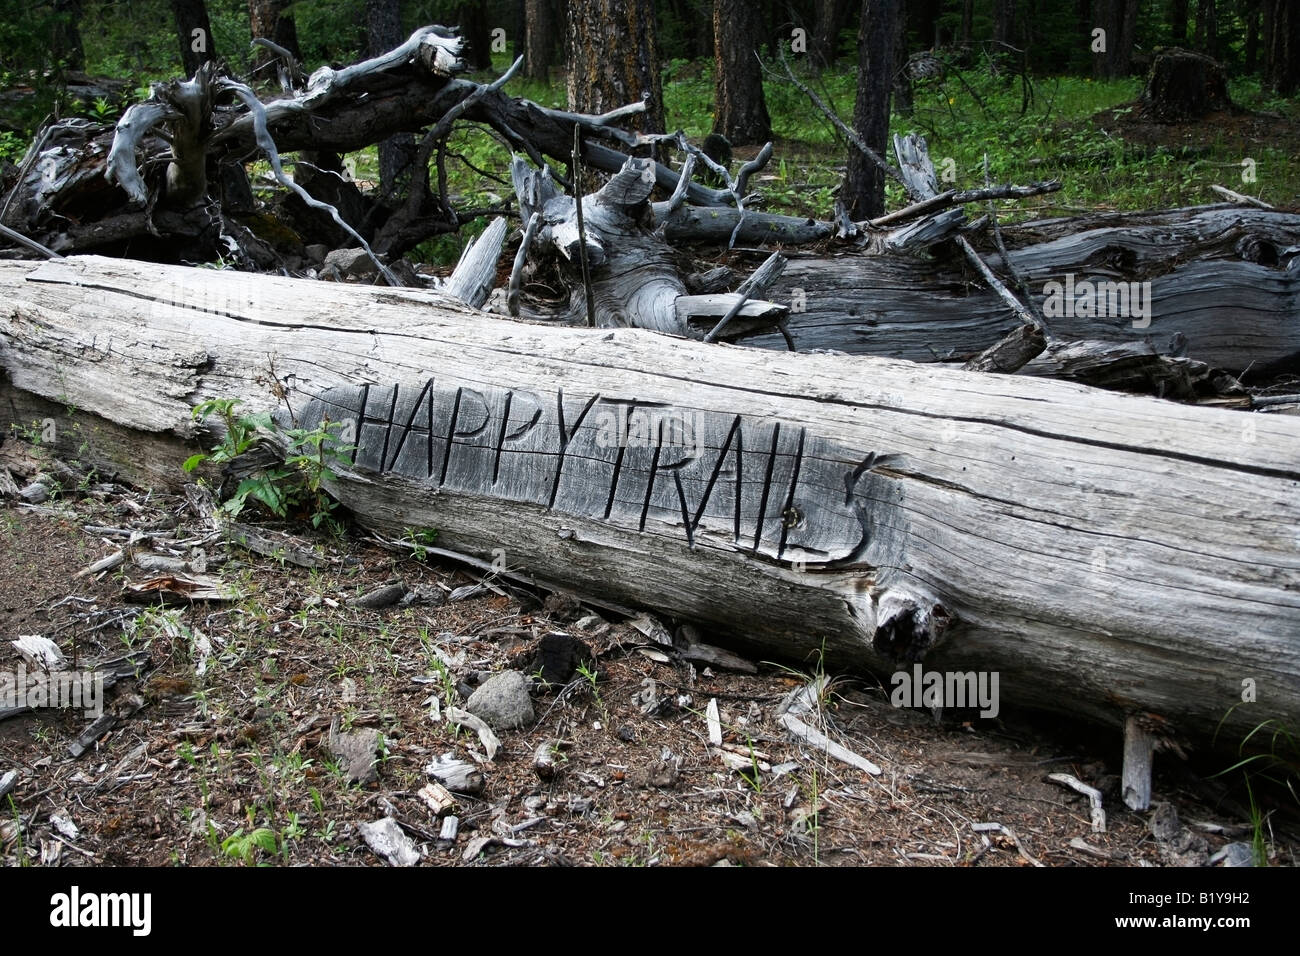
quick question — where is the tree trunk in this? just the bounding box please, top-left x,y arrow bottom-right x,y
1194,0 -> 1218,58
3,255 -> 1298,746
811,0 -> 847,71
169,0 -> 219,78
52,0 -> 85,72
457,0 -> 494,70
367,0 -> 415,196
1171,0 -> 1189,43
566,0 -> 666,143
991,0 -> 1016,73
1269,0 -> 1300,95
1142,47 -> 1233,121
739,206 -> 1300,375
843,0 -> 897,219
1246,0 -> 1260,75
713,0 -> 773,145
248,0 -> 301,73
524,0 -> 552,79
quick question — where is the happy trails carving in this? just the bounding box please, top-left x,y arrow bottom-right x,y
295,381 -> 900,569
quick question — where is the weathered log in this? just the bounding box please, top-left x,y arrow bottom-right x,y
2,255 -> 1298,747
510,156 -> 789,337
740,205 -> 1300,374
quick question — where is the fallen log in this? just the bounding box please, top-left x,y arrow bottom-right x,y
741,205 -> 1300,374
2,255 -> 1298,747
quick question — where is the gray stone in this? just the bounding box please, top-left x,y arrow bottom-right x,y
466,670 -> 534,731
322,247 -> 375,278
328,721 -> 383,784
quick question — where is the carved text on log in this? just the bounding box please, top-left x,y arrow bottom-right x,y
295,381 -> 905,569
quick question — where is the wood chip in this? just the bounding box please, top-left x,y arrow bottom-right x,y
12,635 -> 67,671
425,754 -> 485,795
446,707 -> 501,761
705,698 -> 722,746
358,817 -> 421,866
417,782 -> 456,816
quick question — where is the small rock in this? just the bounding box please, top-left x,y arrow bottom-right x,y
327,720 -> 382,785
439,815 -> 459,842
628,755 -> 680,790
304,243 -> 329,265
466,670 -> 534,730
1148,802 -> 1182,843
50,812 -> 79,840
348,581 -> 408,609
1212,842 -> 1257,867
399,584 -> 446,608
322,247 -> 375,278
617,725 -> 637,743
358,817 -> 421,866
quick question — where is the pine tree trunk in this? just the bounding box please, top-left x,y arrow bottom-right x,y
565,0 -> 666,140
524,0 -> 552,79
713,0 -> 772,145
843,0 -> 897,219
248,0 -> 301,73
169,0 -> 218,77
457,0 -> 494,70
367,0 -> 414,195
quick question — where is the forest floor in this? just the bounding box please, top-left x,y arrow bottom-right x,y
1,436 -> 1295,868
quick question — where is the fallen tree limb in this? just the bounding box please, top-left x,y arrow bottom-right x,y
2,255 -> 1297,747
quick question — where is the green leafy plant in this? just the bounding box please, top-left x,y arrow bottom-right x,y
184,398 -> 354,532
220,826 -> 278,865
403,526 -> 440,560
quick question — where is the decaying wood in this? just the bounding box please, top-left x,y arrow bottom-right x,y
740,204 -> 1300,374
510,156 -> 789,338
1047,773 -> 1106,833
2,255 -> 1298,746
1122,715 -> 1156,812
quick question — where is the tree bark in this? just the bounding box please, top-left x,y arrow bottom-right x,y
744,206 -> 1300,374
566,0 -> 666,142
843,0 -> 897,219
52,0 -> 85,72
1171,0 -> 1189,43
456,0 -> 494,70
367,0 -> 416,196
712,0 -> 773,145
524,0 -> 552,79
1269,0 -> 1300,95
3,254 -> 1298,745
169,0 -> 218,77
248,0 -> 301,74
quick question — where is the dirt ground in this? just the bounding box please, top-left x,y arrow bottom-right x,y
0,437 -> 1295,868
